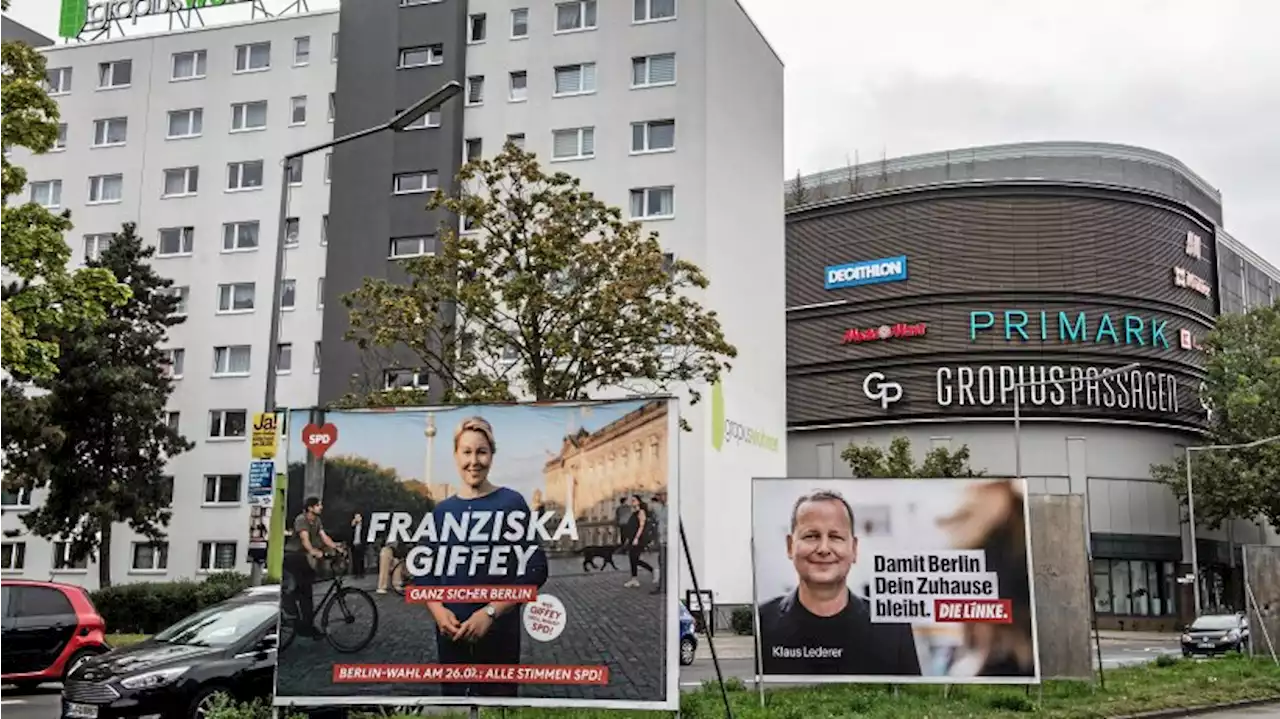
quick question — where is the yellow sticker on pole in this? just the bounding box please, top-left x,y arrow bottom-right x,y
251,412 -> 280,459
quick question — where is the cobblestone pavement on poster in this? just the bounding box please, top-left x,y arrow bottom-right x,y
276,553 -> 669,702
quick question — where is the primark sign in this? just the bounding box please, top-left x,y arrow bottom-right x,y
935,365 -> 1181,413
60,0 -> 251,37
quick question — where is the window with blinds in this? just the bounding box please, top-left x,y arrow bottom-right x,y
554,62 -> 596,96
552,127 -> 595,160
632,53 -> 676,87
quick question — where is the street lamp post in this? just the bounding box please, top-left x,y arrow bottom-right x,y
1184,433 -> 1280,617
256,81 -> 462,585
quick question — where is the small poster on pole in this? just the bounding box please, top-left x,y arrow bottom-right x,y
248,459 -> 275,506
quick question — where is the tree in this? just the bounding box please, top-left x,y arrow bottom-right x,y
340,142 -> 736,419
1,223 -> 192,587
841,436 -> 987,478
286,456 -> 436,540
1151,300 -> 1280,529
1,12 -> 128,380
789,169 -> 809,206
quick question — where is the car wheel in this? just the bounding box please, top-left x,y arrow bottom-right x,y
189,685 -> 234,719
680,637 -> 697,666
63,648 -> 99,681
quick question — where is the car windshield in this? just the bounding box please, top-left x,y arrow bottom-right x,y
1190,615 -> 1241,631
153,602 -> 277,647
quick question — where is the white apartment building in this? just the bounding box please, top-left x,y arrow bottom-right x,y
4,0 -> 788,606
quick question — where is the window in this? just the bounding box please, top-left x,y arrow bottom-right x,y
328,92 -> 336,122
1,542 -> 26,571
469,13 -> 487,42
317,277 -> 325,308
204,475 -> 242,505
552,127 -> 594,160
88,174 -> 124,204
216,282 -> 256,313
213,345 -> 252,376
284,218 -> 300,247
1,485 -> 32,507
1091,559 -> 1178,617
223,221 -> 260,251
163,348 -> 185,378
53,542 -> 88,571
158,227 -> 195,256
385,368 -> 428,390
313,341 -> 322,373
30,180 -> 61,208
235,42 -> 271,72
321,215 -> 329,245
556,1 -> 597,32
511,8 -> 529,37
325,153 -> 331,183
662,252 -> 676,275
390,235 -> 431,259
393,171 -> 437,194
398,108 -> 440,130
466,75 -> 485,105
632,53 -> 676,87
507,133 -> 526,150
331,32 -> 339,62
231,101 -> 268,132
161,286 -> 190,315
277,342 -> 293,373
53,124 -> 67,151
162,167 -> 199,197
98,59 -> 132,88
131,543 -> 168,571
226,160 -> 264,191
172,50 -> 207,80
630,186 -> 674,219
92,117 -> 128,146
46,66 -> 72,94
286,157 -> 303,185
465,138 -> 482,162
399,45 -> 443,68
509,71 -> 527,102
554,63 -> 596,96
290,96 -> 307,125
293,36 -> 310,65
400,0 -> 441,5
167,108 -> 203,138
166,412 -> 181,432
208,410 -> 248,439
199,541 -> 237,571
634,0 -> 676,22
84,233 -> 111,262
281,279 -> 297,309
632,119 -> 675,153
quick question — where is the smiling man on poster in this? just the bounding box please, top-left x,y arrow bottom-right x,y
757,489 -> 921,676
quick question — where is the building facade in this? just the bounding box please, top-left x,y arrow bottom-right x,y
3,0 -> 789,597
785,142 -> 1280,629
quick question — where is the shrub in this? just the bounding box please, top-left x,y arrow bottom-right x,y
730,606 -> 754,635
92,572 -> 252,634
1155,654 -> 1181,668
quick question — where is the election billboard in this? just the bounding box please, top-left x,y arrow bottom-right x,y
274,398 -> 680,711
751,478 -> 1040,684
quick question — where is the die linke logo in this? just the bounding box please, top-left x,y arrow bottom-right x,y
824,256 -> 908,290
1173,267 -> 1212,297
842,322 -> 928,344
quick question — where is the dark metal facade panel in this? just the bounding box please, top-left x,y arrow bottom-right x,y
319,0 -> 467,404
785,186 -> 1218,431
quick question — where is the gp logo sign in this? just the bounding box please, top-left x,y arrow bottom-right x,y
303,423 -> 339,458
710,380 -> 780,453
863,372 -> 904,409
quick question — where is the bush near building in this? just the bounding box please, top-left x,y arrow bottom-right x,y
92,571 -> 252,634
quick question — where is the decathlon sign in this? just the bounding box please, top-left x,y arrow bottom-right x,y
59,0 -> 252,38
824,256 -> 908,290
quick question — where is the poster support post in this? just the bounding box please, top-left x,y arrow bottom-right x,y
681,518 -> 734,719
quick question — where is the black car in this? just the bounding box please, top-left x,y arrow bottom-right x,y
61,594 -> 278,719
1181,613 -> 1250,657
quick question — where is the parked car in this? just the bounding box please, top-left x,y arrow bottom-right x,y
2,579 -> 110,690
679,601 -> 698,666
1181,612 -> 1250,656
62,591 -> 277,719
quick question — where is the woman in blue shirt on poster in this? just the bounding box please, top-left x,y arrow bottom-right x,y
418,416 -> 549,697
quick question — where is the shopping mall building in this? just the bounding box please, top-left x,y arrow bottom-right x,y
785,142 -> 1280,629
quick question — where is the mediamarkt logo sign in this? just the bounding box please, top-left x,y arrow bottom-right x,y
60,0 -> 250,38
842,322 -> 927,345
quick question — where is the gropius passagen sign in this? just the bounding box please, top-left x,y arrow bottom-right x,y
60,0 -> 253,38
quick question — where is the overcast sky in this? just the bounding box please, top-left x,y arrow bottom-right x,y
5,0 -> 1277,266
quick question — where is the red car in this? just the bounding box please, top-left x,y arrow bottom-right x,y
2,579 -> 109,689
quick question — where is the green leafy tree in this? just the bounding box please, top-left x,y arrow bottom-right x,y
339,142 -> 736,418
286,456 -> 435,541
1151,300 -> 1280,529
1,11 -> 128,379
1,223 -> 191,587
842,436 -> 987,478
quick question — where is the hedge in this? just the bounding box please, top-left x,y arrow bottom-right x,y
91,571 -> 254,634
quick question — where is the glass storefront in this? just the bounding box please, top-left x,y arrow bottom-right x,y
1092,558 -> 1178,616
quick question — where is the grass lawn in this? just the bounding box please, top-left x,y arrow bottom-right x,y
398,655 -> 1280,719
105,633 -> 149,648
